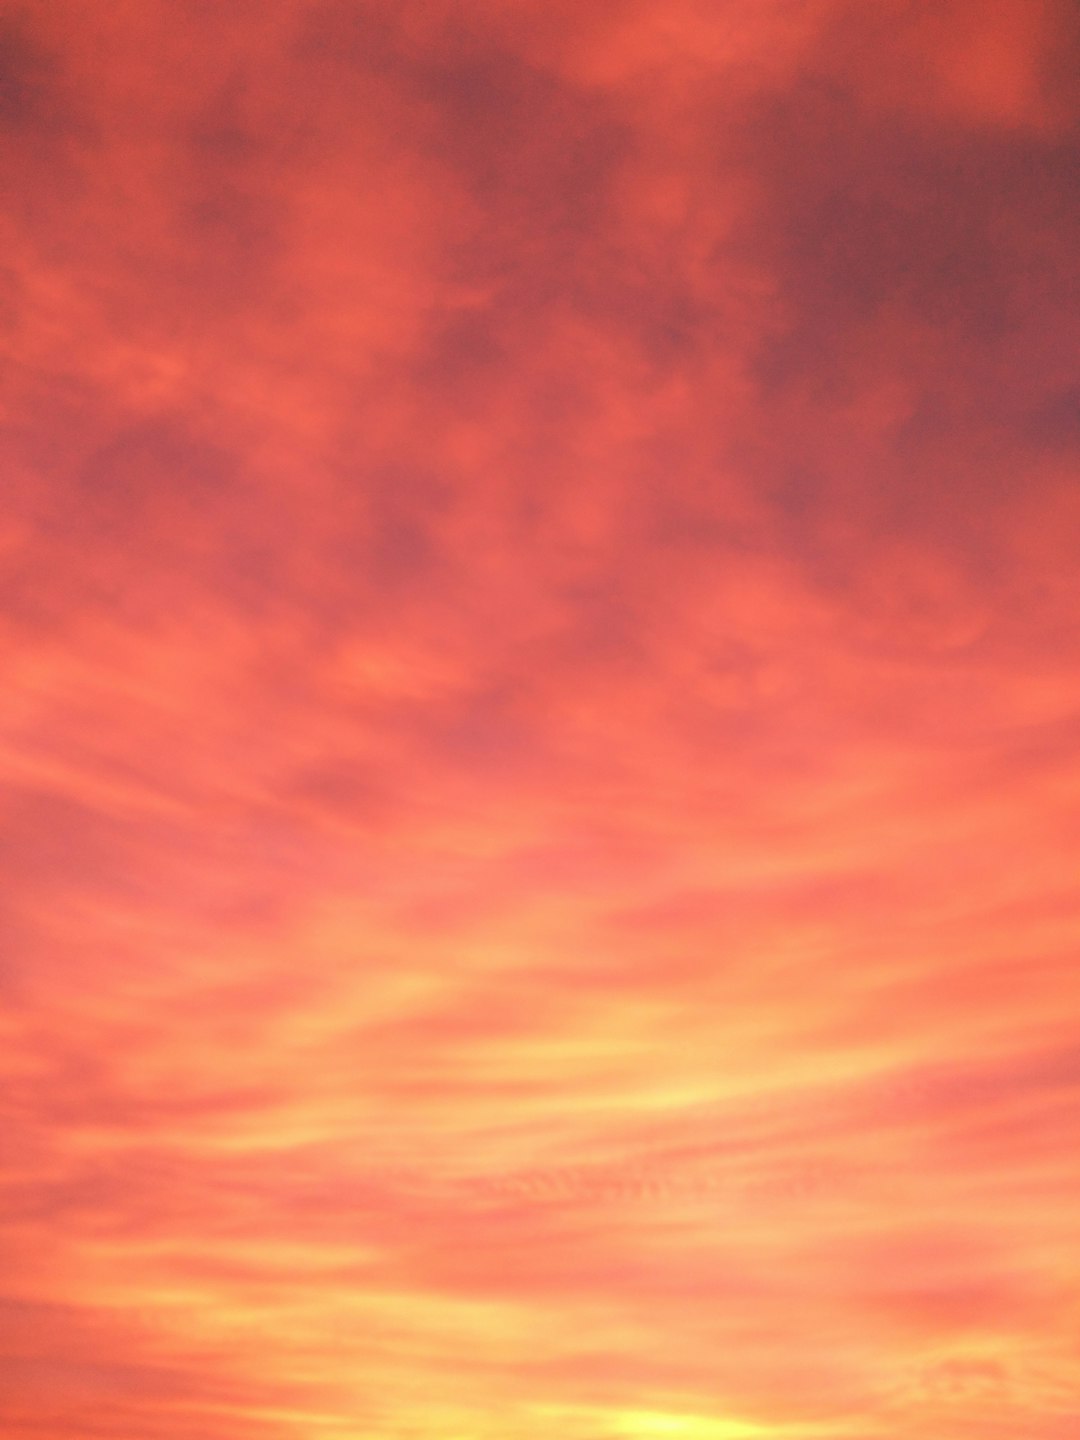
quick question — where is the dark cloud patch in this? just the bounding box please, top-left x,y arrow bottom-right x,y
322,461 -> 453,599
1029,0 -> 1080,129
742,92 -> 1026,378
71,420 -> 237,535
1,395 -> 296,658
422,44 -> 633,255
1022,382 -> 1080,452
179,78 -> 291,305
283,756 -> 395,827
726,48 -> 1079,402
549,579 -> 649,671
0,13 -> 71,134
720,55 -> 1079,612
0,11 -> 95,257
0,786 -> 134,903
364,465 -> 452,591
290,0 -> 401,81
412,681 -> 543,777
16,418 -> 273,622
414,306 -> 509,408
297,1 -> 633,284
616,281 -> 710,374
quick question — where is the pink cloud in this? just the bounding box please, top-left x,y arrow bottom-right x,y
2,1 -> 1078,1437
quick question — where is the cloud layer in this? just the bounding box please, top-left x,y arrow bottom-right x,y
2,2 -> 1079,1437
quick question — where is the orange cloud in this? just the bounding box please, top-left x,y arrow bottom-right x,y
2,2 -> 1079,1437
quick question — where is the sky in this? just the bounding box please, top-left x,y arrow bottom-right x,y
1,1 -> 1079,1437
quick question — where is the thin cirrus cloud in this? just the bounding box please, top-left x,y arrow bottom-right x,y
1,1 -> 1079,1438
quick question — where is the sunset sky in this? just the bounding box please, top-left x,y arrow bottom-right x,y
2,2 -> 1080,1437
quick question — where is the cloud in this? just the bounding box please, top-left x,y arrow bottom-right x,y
1,1 -> 1078,1437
